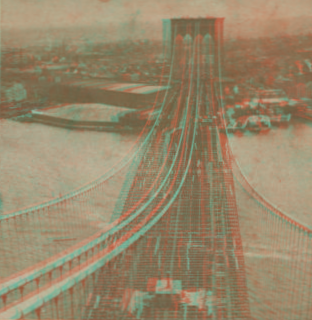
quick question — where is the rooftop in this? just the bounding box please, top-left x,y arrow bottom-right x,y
32,103 -> 131,123
62,80 -> 170,94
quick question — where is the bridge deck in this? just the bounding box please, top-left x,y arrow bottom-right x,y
85,121 -> 250,319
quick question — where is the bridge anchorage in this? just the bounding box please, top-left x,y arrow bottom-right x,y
4,16 -> 312,320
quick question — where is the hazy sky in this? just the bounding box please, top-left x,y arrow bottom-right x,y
2,0 -> 312,30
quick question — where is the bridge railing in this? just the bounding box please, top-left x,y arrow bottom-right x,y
0,71 -> 199,320
0,111 -> 176,311
230,148 -> 312,320
0,26 -> 179,313
0,26 -> 201,319
0,40 -> 175,281
216,25 -> 312,315
0,94 -> 182,311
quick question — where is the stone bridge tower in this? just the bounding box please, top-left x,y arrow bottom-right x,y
162,17 -> 224,78
162,17 -> 225,115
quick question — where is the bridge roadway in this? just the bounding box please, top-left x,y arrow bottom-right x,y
0,29 -> 250,319
83,39 -> 250,319
84,130 -> 250,319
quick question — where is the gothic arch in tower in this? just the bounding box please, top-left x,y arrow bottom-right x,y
173,34 -> 184,74
203,33 -> 215,76
203,34 -> 214,62
183,34 -> 193,44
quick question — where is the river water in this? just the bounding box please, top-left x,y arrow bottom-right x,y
228,117 -> 312,320
229,117 -> 312,227
1,117 -> 311,225
0,119 -> 138,217
0,119 -> 144,277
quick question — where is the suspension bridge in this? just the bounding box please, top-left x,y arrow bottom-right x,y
0,17 -> 312,320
